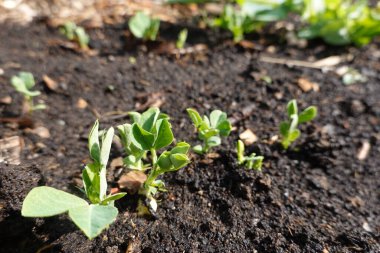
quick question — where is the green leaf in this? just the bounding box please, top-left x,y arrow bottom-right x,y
32,103 -> 46,110
176,28 -> 188,49
171,142 -> 190,154
100,127 -> 114,167
82,164 -> 101,204
157,152 -> 172,170
69,204 -> 118,240
287,99 -> 298,117
101,193 -> 127,205
209,110 -> 226,129
139,107 -> 160,132
129,12 -> 151,39
18,72 -> 35,89
236,140 -> 245,164
298,106 -> 317,124
279,121 -> 289,137
75,27 -> 90,49
207,136 -> 221,147
131,123 -> 155,150
88,120 -> 101,163
22,186 -> 88,217
193,145 -> 204,154
128,112 -> 141,124
186,108 -> 203,127
153,119 -> 174,149
216,120 -> 232,137
288,129 -> 301,142
11,76 -> 40,97
170,153 -> 190,170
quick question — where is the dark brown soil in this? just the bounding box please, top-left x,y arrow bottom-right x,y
0,20 -> 379,253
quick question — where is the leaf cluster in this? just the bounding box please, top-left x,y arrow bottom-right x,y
117,108 -> 190,211
279,99 -> 317,149
187,108 -> 232,154
128,12 -> 160,41
22,121 -> 126,239
236,140 -> 264,171
60,21 -> 90,49
298,0 -> 380,46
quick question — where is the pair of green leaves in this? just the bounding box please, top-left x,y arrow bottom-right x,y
187,108 -> 232,154
236,140 -> 264,171
129,12 -> 160,41
22,187 -> 118,239
11,72 -> 46,112
60,21 -> 90,49
22,121 -> 126,239
280,99 -> 317,149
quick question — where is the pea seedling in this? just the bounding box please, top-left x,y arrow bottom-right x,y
22,120 -> 126,239
10,72 -> 46,113
176,29 -> 188,49
128,12 -> 160,41
60,21 -> 90,49
187,108 -> 232,154
279,99 -> 317,149
118,108 -> 190,212
236,140 -> 264,171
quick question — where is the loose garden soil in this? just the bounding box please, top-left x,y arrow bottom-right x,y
0,20 -> 379,253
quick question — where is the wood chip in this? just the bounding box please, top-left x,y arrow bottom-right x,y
239,129 -> 258,145
0,136 -> 23,165
0,96 -> 12,104
25,126 -> 50,138
42,74 -> 58,91
118,170 -> 147,194
357,141 -> 370,160
110,157 -> 123,170
297,78 -> 319,92
76,98 -> 88,109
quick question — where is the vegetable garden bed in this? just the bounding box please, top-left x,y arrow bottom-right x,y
0,18 -> 379,252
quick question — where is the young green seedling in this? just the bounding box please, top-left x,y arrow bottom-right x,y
279,99 -> 317,149
187,108 -> 232,154
22,120 -> 126,239
176,29 -> 188,49
10,72 -> 46,113
60,21 -> 90,49
236,140 -> 264,171
118,108 -> 190,212
128,12 -> 160,41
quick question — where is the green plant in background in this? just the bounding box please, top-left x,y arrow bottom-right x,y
213,4 -> 258,42
236,140 -> 264,170
22,121 -> 126,239
118,108 -> 191,212
60,21 -> 90,49
128,12 -> 160,41
279,99 -> 317,149
176,29 -> 188,49
298,0 -> 380,46
187,108 -> 232,154
11,72 -> 46,113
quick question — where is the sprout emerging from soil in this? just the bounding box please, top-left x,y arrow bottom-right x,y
10,72 -> 46,113
279,99 -> 317,149
176,29 -> 188,49
60,21 -> 90,49
22,120 -> 126,239
128,12 -> 160,41
117,108 -> 191,213
236,140 -> 264,171
187,108 -> 232,154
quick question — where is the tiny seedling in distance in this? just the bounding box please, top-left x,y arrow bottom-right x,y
279,99 -> 317,149
176,29 -> 188,49
22,120 -> 126,239
128,12 -> 160,41
236,140 -> 264,171
187,108 -> 232,154
10,72 -> 46,113
60,21 -> 90,49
